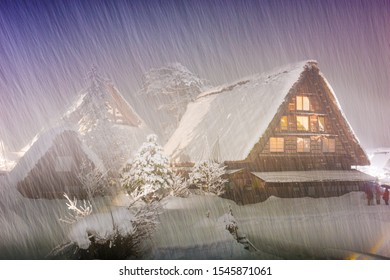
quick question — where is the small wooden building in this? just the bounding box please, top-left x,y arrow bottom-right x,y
165,60 -> 373,203
11,126 -> 105,199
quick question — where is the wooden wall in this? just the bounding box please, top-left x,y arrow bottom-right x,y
241,66 -> 364,172
224,170 -> 365,204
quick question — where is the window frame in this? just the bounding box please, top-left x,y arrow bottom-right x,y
296,95 -> 310,111
297,137 -> 311,153
269,137 -> 285,153
296,116 -> 309,131
322,138 -> 336,153
318,116 -> 325,132
280,116 -> 288,130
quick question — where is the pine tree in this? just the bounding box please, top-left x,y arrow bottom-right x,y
189,161 -> 227,195
121,134 -> 173,202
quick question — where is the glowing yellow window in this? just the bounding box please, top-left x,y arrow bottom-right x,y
270,137 -> 284,152
297,116 -> 309,131
318,116 -> 325,132
280,116 -> 288,130
296,96 -> 310,111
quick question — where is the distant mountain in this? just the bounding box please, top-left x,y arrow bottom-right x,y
135,63 -> 211,143
63,66 -> 152,172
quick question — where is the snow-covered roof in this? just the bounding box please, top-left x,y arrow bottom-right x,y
165,60 -> 368,165
226,169 -> 245,174
0,151 -> 19,173
64,83 -> 143,128
9,124 -> 104,185
61,79 -> 153,168
366,148 -> 390,170
251,170 -> 375,183
164,60 -> 317,163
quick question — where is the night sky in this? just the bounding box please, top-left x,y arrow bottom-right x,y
0,0 -> 389,151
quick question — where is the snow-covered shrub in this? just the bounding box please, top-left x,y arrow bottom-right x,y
59,193 -> 93,224
49,203 -> 160,259
170,173 -> 190,198
189,160 -> 227,195
121,134 -> 174,202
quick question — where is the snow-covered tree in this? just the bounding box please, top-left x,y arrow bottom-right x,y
121,134 -> 173,202
189,161 -> 227,195
137,63 -> 211,142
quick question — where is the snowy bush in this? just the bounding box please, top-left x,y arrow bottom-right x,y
49,203 -> 160,259
121,134 -> 174,202
170,172 -> 190,198
189,161 -> 227,195
59,193 -> 93,224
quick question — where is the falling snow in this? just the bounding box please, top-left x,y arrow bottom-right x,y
0,0 -> 389,260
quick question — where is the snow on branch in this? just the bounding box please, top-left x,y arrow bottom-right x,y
49,202 -> 160,259
59,193 -> 93,224
189,160 -> 228,195
121,134 -> 175,202
170,172 -> 190,198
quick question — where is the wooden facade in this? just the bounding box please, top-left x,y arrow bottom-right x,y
17,130 -> 100,199
226,64 -> 368,172
223,169 -> 373,205
169,62 -> 372,204
223,64 -> 371,203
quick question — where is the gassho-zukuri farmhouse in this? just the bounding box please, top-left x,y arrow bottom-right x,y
164,60 -> 374,204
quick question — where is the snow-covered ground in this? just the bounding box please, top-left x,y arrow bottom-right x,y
148,193 -> 390,260
1,178 -> 389,260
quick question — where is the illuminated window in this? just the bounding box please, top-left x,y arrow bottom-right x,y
296,96 -> 310,111
270,137 -> 284,152
297,116 -> 309,131
318,117 -> 325,132
310,115 -> 317,132
54,156 -> 74,172
323,138 -> 336,153
280,116 -> 288,130
297,137 -> 310,152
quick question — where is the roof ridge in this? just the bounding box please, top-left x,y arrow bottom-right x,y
195,60 -> 316,100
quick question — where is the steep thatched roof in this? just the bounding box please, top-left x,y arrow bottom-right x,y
9,125 -> 104,185
165,60 -> 367,165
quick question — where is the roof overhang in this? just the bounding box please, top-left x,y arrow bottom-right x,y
251,170 -> 375,183
226,168 -> 245,174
